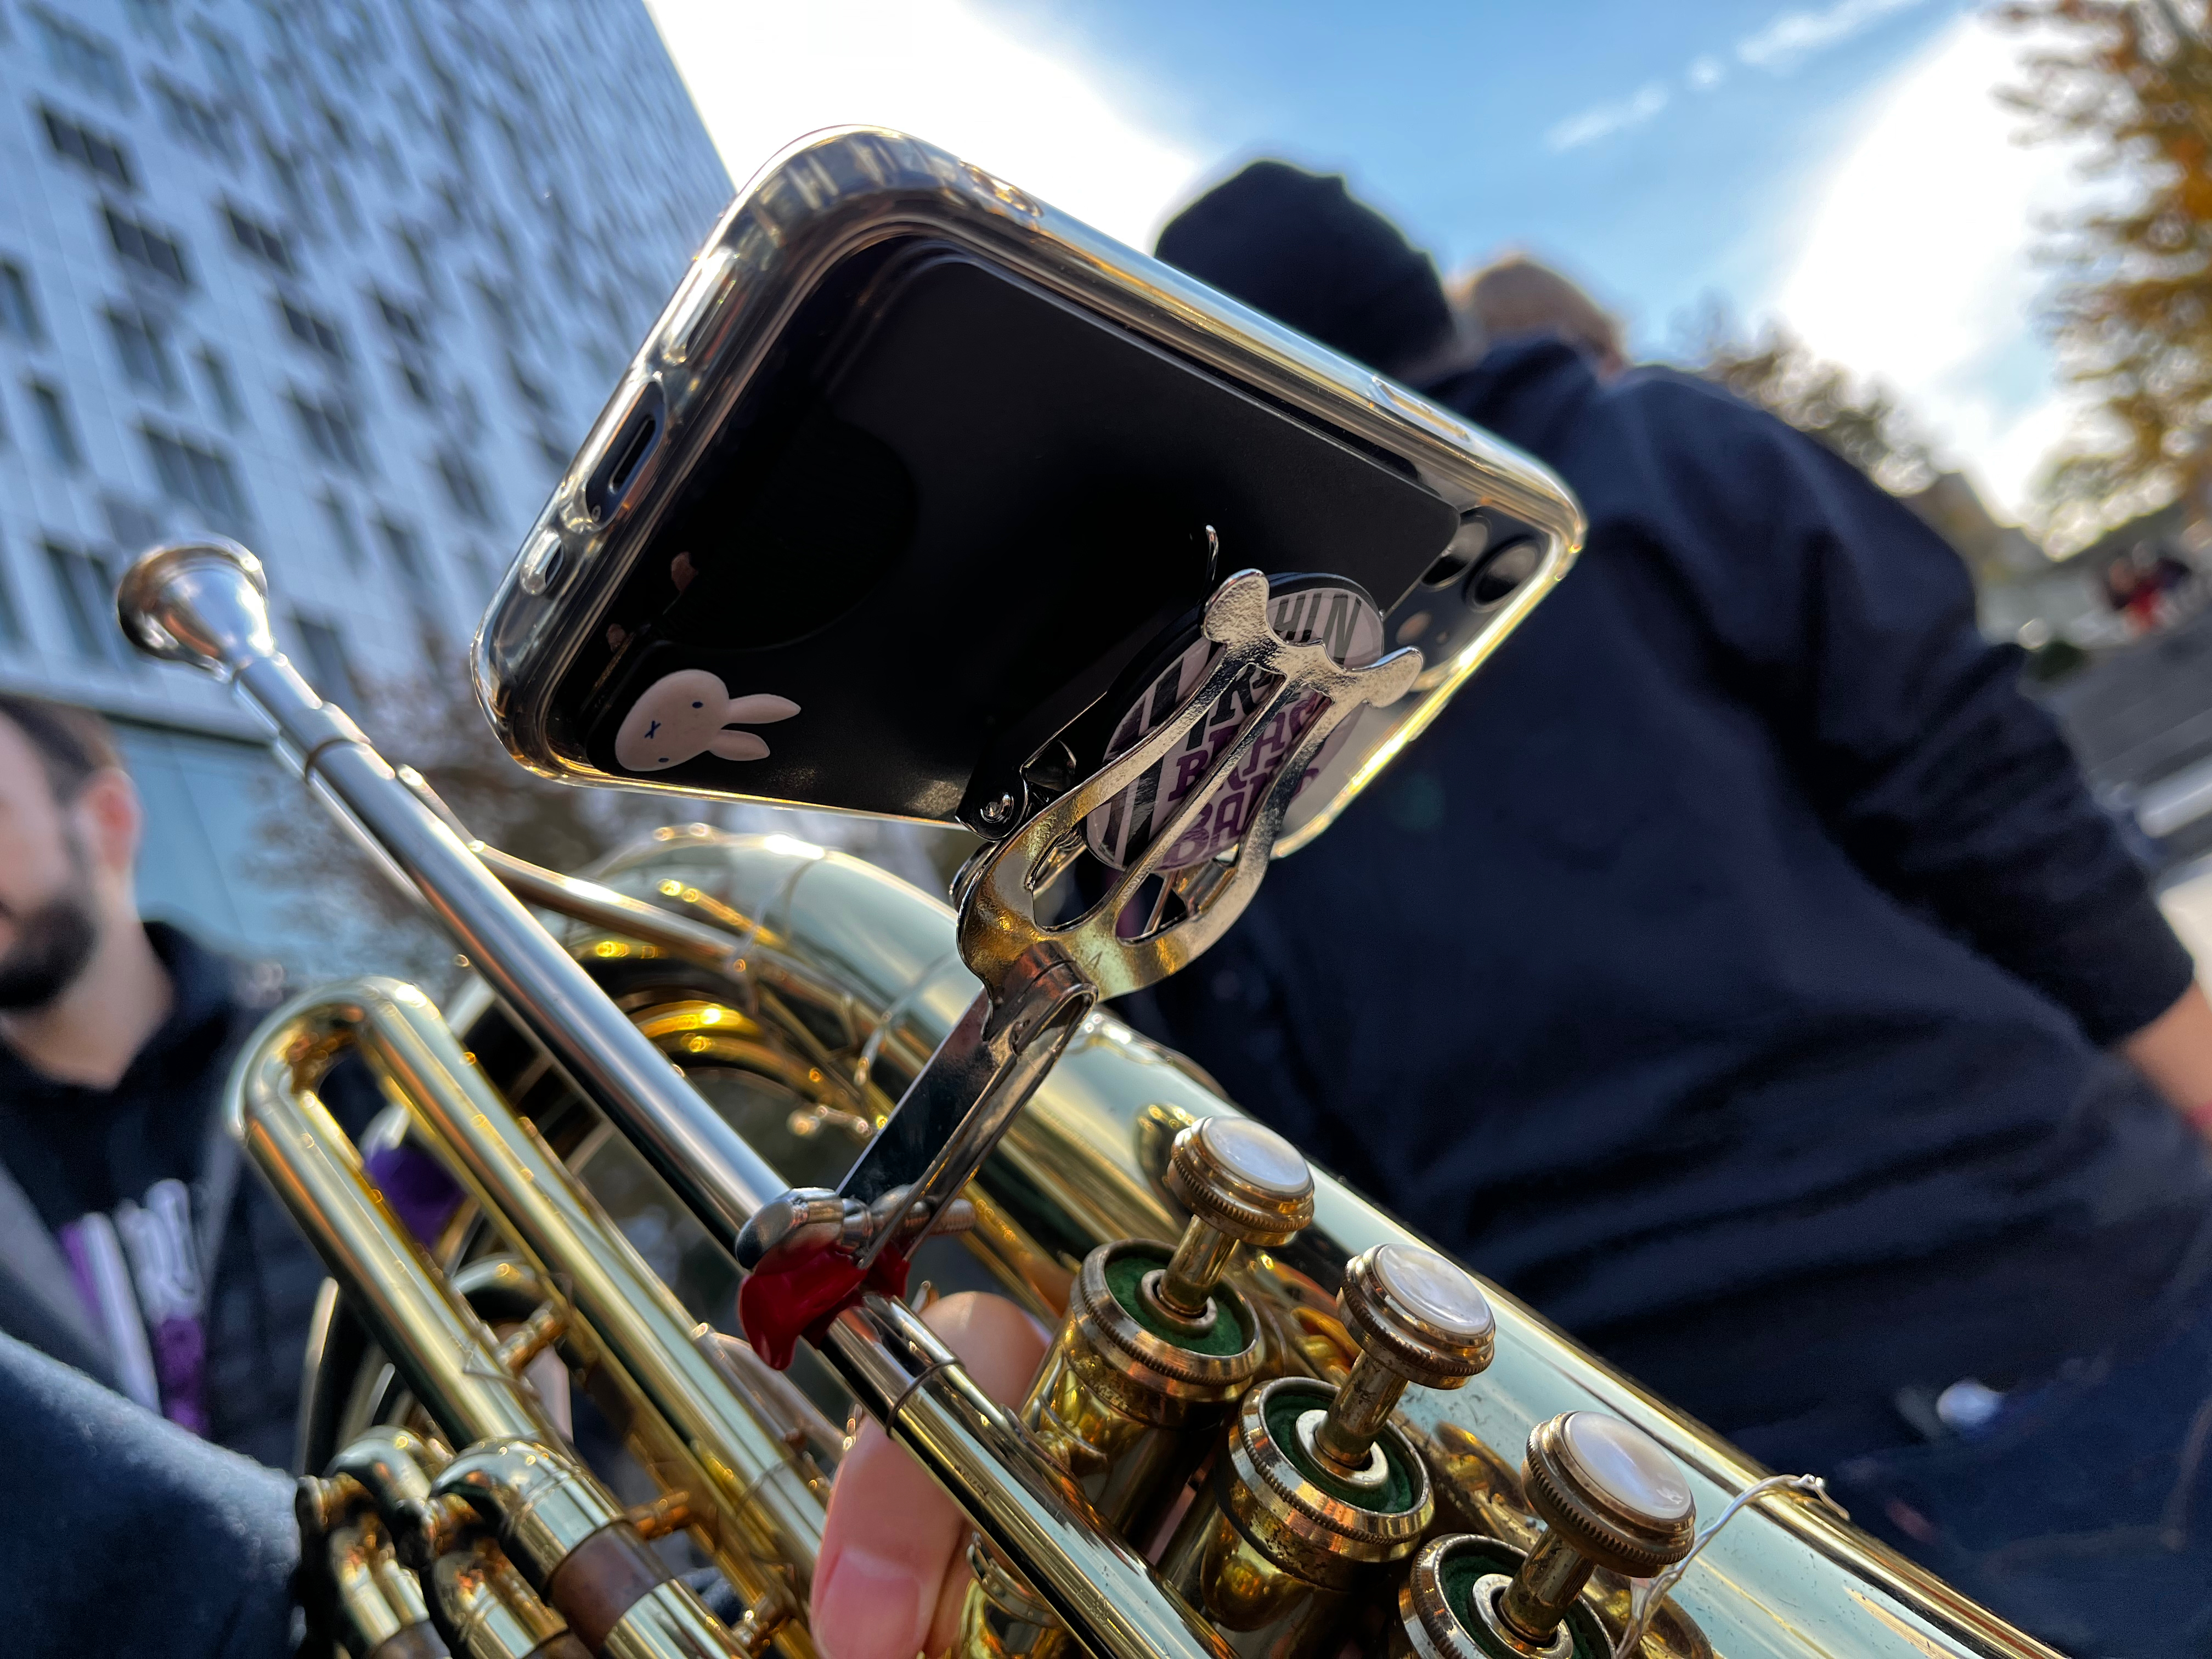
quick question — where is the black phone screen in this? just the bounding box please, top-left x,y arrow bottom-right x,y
573,242 -> 1458,822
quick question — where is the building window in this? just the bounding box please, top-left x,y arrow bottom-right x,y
40,106 -> 135,189
287,388 -> 369,473
319,490 -> 366,567
0,545 -> 24,645
189,22 -> 250,96
262,144 -> 313,234
194,346 -> 244,426
105,307 -> 178,396
291,614 -> 357,703
101,494 -> 162,554
376,290 -> 435,402
392,223 -> 435,297
27,7 -> 133,109
535,432 -> 571,475
150,76 -> 236,163
471,275 -> 517,337
507,352 -> 554,415
375,516 -> 432,599
0,262 -> 40,341
224,204 -> 294,276
43,542 -> 122,661
140,424 -> 250,533
27,381 -> 81,468
435,451 -> 495,525
104,206 -> 189,286
376,291 -> 428,349
278,297 -> 346,364
122,0 -> 178,46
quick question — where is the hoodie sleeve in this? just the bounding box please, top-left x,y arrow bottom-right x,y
1610,369 -> 2194,1045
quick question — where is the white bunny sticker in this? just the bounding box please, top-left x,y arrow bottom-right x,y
614,669 -> 799,772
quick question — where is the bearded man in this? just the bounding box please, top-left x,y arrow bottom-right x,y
0,694 -> 352,1468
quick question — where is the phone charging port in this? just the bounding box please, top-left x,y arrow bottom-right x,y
585,385 -> 665,521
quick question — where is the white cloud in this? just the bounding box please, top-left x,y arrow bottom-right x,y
1546,83 -> 1671,153
1553,0 -> 1927,153
643,0 -> 1205,251
1736,0 -> 1930,72
1765,12 -> 2101,520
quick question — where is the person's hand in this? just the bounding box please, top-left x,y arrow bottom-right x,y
2121,981 -> 2212,1135
812,1293 -> 1049,1659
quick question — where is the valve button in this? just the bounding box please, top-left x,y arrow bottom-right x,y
1522,1412 -> 1696,1579
1372,1244 -> 1494,1344
1560,1412 -> 1693,1527
1340,1244 -> 1495,1387
1166,1117 -> 1315,1246
1203,1117 -> 1311,1197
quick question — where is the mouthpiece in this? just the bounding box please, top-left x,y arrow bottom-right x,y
116,537 -> 276,676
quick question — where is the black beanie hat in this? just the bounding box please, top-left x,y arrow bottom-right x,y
1154,161 -> 1454,377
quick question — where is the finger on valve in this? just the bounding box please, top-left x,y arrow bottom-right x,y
814,1293 -> 1050,1659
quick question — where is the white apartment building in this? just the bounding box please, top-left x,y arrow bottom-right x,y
0,0 -> 729,967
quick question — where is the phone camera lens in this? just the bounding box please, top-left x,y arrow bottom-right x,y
1465,539 -> 1541,608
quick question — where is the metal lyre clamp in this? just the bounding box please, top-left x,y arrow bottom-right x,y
735,568 -> 1424,1365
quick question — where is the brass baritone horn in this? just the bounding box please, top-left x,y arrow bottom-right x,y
118,538 -> 2057,1659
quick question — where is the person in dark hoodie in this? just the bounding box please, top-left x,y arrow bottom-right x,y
0,695 -> 390,1655
809,165 -> 2212,1658
0,695 -> 352,1466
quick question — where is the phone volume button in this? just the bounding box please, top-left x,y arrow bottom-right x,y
516,528 -> 567,597
661,245 -> 738,368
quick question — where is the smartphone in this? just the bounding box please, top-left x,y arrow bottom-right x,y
474,127 -> 1582,845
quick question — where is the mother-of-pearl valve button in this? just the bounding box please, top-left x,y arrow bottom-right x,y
1165,1116 -> 1316,1246
1342,1244 -> 1496,1386
1561,1412 -> 1693,1527
1204,1117 -> 1310,1194
1303,1245 -> 1494,1487
1149,1116 -> 1316,1334
1522,1411 -> 1696,1579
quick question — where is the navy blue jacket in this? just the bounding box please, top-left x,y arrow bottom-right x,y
1135,337 -> 2212,1444
0,1331 -> 296,1657
0,926 -> 355,1470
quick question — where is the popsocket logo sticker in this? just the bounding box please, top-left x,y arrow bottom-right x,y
614,668 -> 799,772
1086,582 -> 1383,871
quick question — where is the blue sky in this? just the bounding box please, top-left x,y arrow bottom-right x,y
961,0 -> 1978,345
649,0 -> 2094,526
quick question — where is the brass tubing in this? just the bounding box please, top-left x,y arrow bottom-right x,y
828,1295 -> 1233,1659
429,1537 -> 585,1659
1312,1355 -> 1406,1474
1496,1534 -> 1592,1646
241,986 -> 797,1659
231,1013 -> 555,1448
1153,1226 -> 1235,1323
471,842 -> 747,979
139,546 -> 1233,1659
332,1521 -> 414,1652
250,977 -> 820,1649
120,540 -> 786,1250
337,979 -> 827,1606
